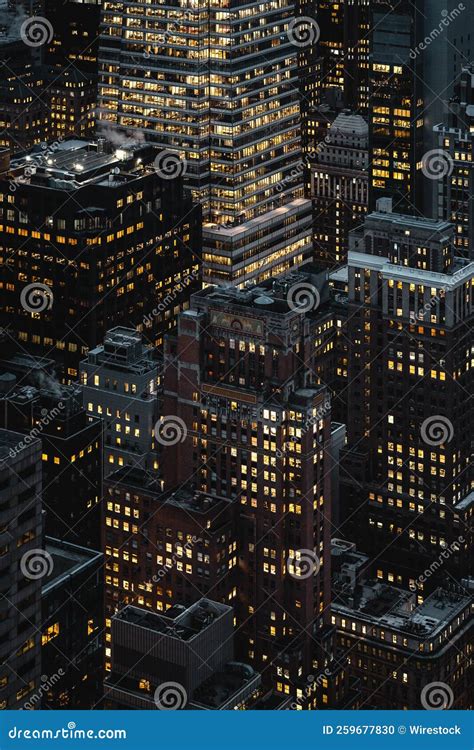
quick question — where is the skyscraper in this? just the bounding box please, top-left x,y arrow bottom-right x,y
310,111 -> 368,266
0,429 -> 43,710
341,203 -> 473,593
0,137 -> 201,380
433,64 -> 474,261
97,0 -> 313,286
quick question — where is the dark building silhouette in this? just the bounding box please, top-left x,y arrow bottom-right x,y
0,429 -> 42,710
0,137 -> 201,380
41,538 -> 103,708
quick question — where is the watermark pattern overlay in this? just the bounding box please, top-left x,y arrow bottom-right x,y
154,415 -> 187,446
20,16 -> 54,47
20,549 -> 54,581
20,283 -> 54,313
420,681 -> 454,710
420,416 -> 454,446
154,681 -> 188,710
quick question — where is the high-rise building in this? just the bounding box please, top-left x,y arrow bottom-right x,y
331,539 -> 473,709
104,599 -> 261,710
0,137 -> 201,380
44,0 -> 101,139
41,538 -> 103,708
102,469 -> 237,672
80,327 -> 161,478
160,273 -> 340,700
0,37 -> 49,153
0,373 -> 102,549
341,204 -> 474,593
97,0 -> 313,286
433,64 -> 474,261
310,111 -> 368,267
0,428 -> 43,710
368,2 -> 424,213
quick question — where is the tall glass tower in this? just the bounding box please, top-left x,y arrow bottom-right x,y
97,0 -> 313,286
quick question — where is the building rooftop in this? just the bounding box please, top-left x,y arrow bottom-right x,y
114,599 -> 230,643
6,138 -> 160,192
42,538 -> 102,594
83,327 -> 158,377
190,265 -> 330,318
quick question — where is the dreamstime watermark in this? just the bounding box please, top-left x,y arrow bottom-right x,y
9,403 -> 65,457
410,5 -> 465,59
417,536 -> 464,585
20,549 -> 54,580
287,17 -> 320,47
420,415 -> 454,446
154,681 -> 188,710
143,269 -> 199,327
275,135 -> 334,193
20,16 -> 53,47
22,671 -> 65,710
20,283 -> 54,313
154,415 -> 187,446
420,681 -> 454,710
287,282 -> 321,314
421,149 -> 454,180
151,535 -> 200,583
276,398 -> 331,458
153,150 -> 187,180
287,668 -> 331,710
287,548 -> 320,579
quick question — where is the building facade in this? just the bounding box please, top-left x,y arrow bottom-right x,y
0,137 -> 201,380
341,205 -> 474,593
81,327 -> 160,478
97,0 -> 313,286
0,429 -> 43,710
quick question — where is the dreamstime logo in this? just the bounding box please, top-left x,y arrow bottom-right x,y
20,283 -> 53,313
417,536 -> 464,585
153,150 -> 187,180
287,282 -> 320,314
421,149 -> 454,180
20,549 -> 54,580
287,17 -> 320,47
154,415 -> 187,446
143,268 -> 199,327
287,548 -> 320,579
420,416 -> 454,446
23,670 -> 65,710
20,16 -> 54,47
287,668 -> 331,710
9,403 -> 65,458
410,4 -> 465,59
154,681 -> 187,710
421,682 -> 454,710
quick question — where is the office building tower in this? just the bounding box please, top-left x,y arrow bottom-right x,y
0,374 -> 102,549
104,599 -> 261,710
102,469 -> 237,671
41,538 -> 103,708
160,273 -> 338,698
341,205 -> 474,593
44,0 -> 101,139
80,327 -> 160,478
311,111 -> 368,267
0,137 -> 201,380
0,429 -> 42,709
0,36 -> 49,153
331,539 -> 473,709
433,64 -> 474,261
368,2 -> 424,213
97,0 -> 313,287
